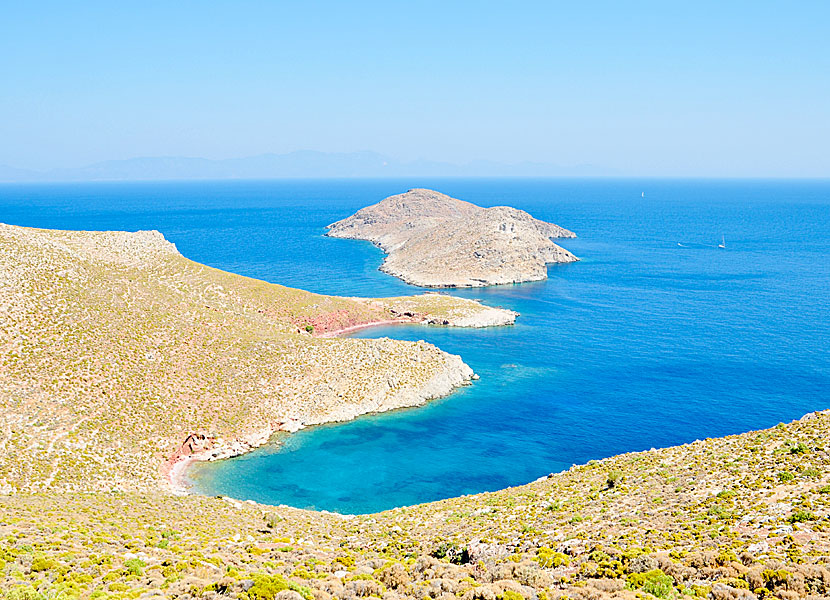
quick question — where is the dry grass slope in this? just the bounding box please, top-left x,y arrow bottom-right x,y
1,413 -> 828,600
0,224 -> 513,493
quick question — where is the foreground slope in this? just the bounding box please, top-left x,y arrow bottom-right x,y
2,413 -> 828,600
327,189 -> 578,287
0,223 -> 514,493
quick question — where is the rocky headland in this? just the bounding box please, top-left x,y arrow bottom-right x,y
0,223 -> 513,495
326,189 -> 578,287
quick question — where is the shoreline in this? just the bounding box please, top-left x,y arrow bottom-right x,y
163,318 -> 407,494
315,318 -> 418,338
163,454 -> 196,496
325,188 -> 578,288
168,408 -> 830,510
163,301 -> 514,495
162,323 -> 476,495
163,421 -> 300,495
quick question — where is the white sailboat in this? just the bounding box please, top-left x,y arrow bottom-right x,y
718,235 -> 726,249
641,192 -> 645,198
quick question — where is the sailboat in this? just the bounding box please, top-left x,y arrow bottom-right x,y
641,192 -> 645,198
718,235 -> 726,249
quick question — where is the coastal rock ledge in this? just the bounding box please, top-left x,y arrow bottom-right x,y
327,188 -> 578,287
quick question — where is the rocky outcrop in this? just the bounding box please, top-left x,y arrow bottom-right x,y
327,188 -> 578,287
425,306 -> 517,328
303,348 -> 474,426
384,294 -> 518,328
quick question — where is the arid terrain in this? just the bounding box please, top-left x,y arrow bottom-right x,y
1,223 -> 828,600
326,189 -> 578,287
0,223 -> 515,494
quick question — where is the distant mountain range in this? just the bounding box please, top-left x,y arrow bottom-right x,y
0,151 -> 614,182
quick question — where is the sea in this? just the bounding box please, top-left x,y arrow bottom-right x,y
2,178 -> 828,514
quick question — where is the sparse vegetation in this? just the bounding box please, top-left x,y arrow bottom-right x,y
606,469 -> 623,489
626,569 -> 674,598
0,224 -> 829,600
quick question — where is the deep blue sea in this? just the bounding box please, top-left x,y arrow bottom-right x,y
2,178 -> 828,513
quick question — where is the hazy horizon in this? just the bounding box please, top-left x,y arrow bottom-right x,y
2,2 -> 829,178
3,149 -> 830,183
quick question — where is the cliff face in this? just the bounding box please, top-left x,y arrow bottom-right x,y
327,188 -> 578,287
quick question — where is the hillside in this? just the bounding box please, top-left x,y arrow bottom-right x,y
0,223 -> 828,600
0,223 -> 514,493
1,413 -> 828,600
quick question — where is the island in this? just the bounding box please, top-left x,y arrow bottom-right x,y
1,222 -> 828,600
326,188 -> 578,287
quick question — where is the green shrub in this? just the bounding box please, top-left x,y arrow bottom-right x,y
778,471 -> 795,482
789,443 -> 808,454
264,513 -> 283,528
707,505 -> 734,521
717,577 -> 748,589
685,584 -> 710,597
788,509 -> 815,523
304,324 -> 314,333
715,549 -> 738,566
432,542 -> 469,564
627,569 -> 674,599
762,568 -> 790,589
248,574 -> 313,600
5,586 -> 45,600
535,547 -> 569,568
124,558 -> 145,576
30,556 -> 59,573
606,470 -> 623,489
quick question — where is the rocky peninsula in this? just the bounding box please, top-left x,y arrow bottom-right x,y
327,189 -> 578,287
0,223 -> 514,495
1,222 -> 829,600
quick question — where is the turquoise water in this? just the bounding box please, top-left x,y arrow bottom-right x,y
2,178 -> 828,513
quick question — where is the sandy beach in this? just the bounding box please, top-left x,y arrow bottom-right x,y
316,318 -> 418,338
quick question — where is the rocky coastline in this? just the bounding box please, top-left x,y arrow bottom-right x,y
162,296 -> 515,495
3,222 -> 829,600
164,346 -> 475,495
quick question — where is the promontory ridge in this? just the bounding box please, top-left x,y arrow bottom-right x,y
0,223 -> 515,494
1,222 -> 829,600
327,189 -> 578,287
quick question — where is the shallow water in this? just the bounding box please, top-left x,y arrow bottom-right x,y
3,178 -> 828,513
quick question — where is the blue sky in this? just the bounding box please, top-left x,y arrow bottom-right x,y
1,1 -> 828,176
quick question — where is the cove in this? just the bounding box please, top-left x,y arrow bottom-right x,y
184,179 -> 829,514
2,178 -> 827,514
